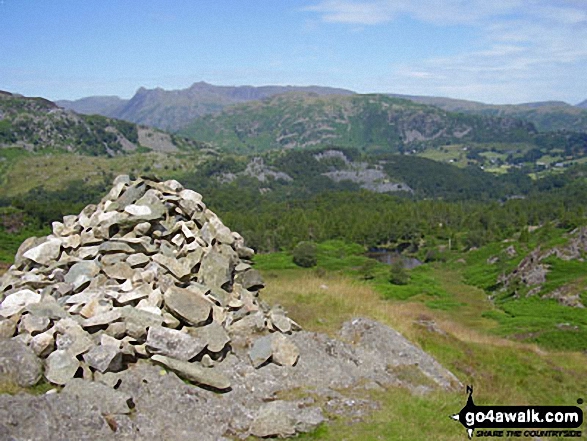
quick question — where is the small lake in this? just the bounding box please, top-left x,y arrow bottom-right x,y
366,249 -> 423,269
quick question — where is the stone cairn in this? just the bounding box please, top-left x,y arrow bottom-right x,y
0,175 -> 300,390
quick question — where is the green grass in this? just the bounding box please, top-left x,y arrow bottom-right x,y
0,151 -> 204,196
255,250 -> 587,440
541,256 -> 587,294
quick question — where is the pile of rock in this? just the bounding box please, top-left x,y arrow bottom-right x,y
0,175 -> 300,389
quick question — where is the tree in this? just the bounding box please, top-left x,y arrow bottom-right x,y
292,241 -> 317,268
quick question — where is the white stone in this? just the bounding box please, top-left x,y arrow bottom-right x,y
124,204 -> 152,216
22,239 -> 62,265
0,289 -> 41,317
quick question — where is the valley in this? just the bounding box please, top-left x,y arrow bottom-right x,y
1,86 -> 587,439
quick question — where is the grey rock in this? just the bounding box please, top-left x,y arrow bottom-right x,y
271,333 -> 300,367
104,321 -> 126,339
26,301 -> 68,320
151,354 -> 231,390
115,182 -> 147,208
0,289 -> 41,318
62,378 -> 133,415
0,392 -> 116,441
84,345 -> 123,373
18,313 -> 50,335
76,245 -> 100,260
45,349 -> 80,385
133,221 -> 152,235
339,318 -> 462,390
0,316 -> 18,339
126,252 -> 150,268
98,241 -> 136,254
199,250 -> 232,291
189,321 -> 230,353
249,334 -> 273,368
66,261 -> 102,291
115,283 -> 152,305
270,311 -> 292,334
164,286 -> 213,327
152,253 -> 191,279
82,309 -> 122,329
56,328 -> 94,356
30,331 -> 55,358
236,268 -> 264,291
0,339 -> 43,386
146,325 -> 206,361
22,238 -> 62,265
14,236 -> 46,267
100,252 -> 128,267
119,305 -> 163,340
79,297 -> 113,319
250,400 -> 324,438
101,261 -> 135,281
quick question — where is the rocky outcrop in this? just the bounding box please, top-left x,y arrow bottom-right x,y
0,175 -> 299,389
0,176 -> 461,439
497,227 -> 587,307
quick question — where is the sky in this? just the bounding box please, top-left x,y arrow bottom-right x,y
1,0 -> 586,105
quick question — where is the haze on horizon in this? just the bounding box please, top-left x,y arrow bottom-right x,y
1,0 -> 586,105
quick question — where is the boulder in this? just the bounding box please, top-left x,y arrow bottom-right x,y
0,289 -> 41,318
164,286 -> 212,327
250,401 -> 324,438
22,238 -> 62,265
83,345 -> 123,373
271,333 -> 300,367
0,340 -> 43,387
146,325 -> 206,361
45,349 -> 80,385
249,334 -> 273,368
151,354 -> 231,391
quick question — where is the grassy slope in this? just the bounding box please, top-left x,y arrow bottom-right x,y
0,151 -> 214,197
252,241 -> 587,440
180,94 -> 535,154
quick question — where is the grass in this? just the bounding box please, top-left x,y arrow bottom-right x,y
251,236 -> 587,440
257,264 -> 587,440
0,151 -> 205,196
0,379 -> 55,396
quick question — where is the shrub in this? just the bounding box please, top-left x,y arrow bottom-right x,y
292,241 -> 317,268
389,260 -> 409,285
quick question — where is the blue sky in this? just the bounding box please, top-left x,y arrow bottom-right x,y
1,0 -> 586,104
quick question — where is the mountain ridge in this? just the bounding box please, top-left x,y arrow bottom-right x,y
58,81 -> 356,131
55,82 -> 587,134
0,91 -> 201,155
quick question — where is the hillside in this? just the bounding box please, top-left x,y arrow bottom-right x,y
392,94 -> 587,133
55,95 -> 126,116
180,93 -> 538,154
58,82 -> 356,132
0,92 -> 202,156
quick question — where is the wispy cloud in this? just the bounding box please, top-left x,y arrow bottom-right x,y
303,0 -> 587,103
303,0 -> 525,26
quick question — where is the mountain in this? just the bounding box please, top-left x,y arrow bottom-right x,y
56,95 -> 127,116
179,93 -> 538,153
577,99 -> 587,109
58,82 -> 356,132
390,94 -> 587,133
0,91 -> 201,155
